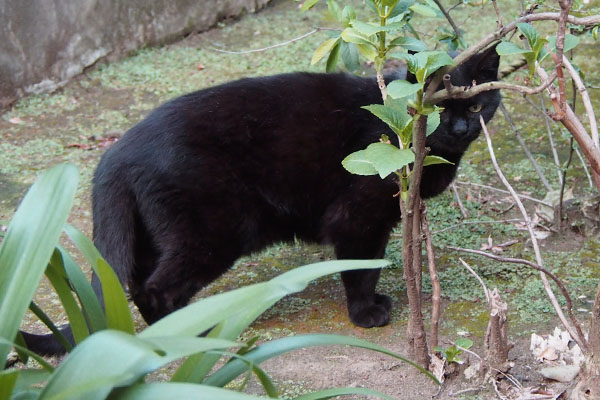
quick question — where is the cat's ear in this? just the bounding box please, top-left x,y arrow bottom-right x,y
472,44 -> 500,82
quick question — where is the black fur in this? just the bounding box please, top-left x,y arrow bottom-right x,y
21,47 -> 500,355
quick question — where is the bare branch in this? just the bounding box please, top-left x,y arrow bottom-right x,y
454,181 -> 552,206
458,258 -> 490,302
451,182 -> 469,218
427,72 -> 557,104
423,206 -> 441,350
211,28 -> 331,54
479,116 -> 588,351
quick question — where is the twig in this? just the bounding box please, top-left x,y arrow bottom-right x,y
562,55 -> 599,149
428,218 -> 554,236
554,0 -> 575,116
479,116 -> 588,351
451,182 -> 469,218
423,205 -> 441,350
459,258 -> 489,302
454,181 -> 552,206
427,71 -> 557,104
499,102 -> 552,191
537,65 -> 600,188
211,28 -> 330,54
538,94 -> 564,186
491,0 -> 503,28
432,0 -> 463,40
575,147 -> 595,189
558,137 -> 575,228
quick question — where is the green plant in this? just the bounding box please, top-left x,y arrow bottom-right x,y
0,164 -> 438,399
434,338 -> 473,364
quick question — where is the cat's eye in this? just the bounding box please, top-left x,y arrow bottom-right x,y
468,104 -> 483,113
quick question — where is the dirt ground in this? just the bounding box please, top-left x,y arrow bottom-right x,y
2,0 -> 600,399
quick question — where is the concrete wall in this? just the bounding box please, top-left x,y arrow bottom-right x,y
0,0 -> 271,108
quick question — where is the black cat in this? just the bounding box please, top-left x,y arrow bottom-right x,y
21,46 -> 500,355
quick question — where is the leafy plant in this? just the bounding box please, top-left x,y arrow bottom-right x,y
0,164 -> 438,399
434,338 -> 474,364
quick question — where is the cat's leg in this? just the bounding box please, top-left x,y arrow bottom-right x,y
130,230 -> 238,325
321,182 -> 400,328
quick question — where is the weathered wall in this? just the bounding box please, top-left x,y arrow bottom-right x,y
0,0 -> 271,108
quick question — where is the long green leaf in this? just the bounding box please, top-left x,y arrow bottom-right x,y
0,369 -> 18,400
205,334 -> 439,387
63,224 -> 134,334
57,245 -> 106,332
311,38 -> 340,65
28,302 -> 72,353
294,387 -> 395,400
0,164 -> 78,362
45,250 -> 89,344
0,338 -> 55,372
39,330 -> 238,400
113,383 -> 268,400
387,80 -> 423,99
141,260 -> 388,338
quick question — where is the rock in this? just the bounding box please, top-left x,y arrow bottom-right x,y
539,365 -> 580,383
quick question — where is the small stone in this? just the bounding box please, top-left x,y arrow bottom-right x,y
540,365 -> 580,382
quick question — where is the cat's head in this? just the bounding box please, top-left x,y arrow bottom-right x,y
426,45 -> 501,156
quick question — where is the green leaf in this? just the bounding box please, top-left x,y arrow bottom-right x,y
341,6 -> 355,27
64,224 -> 135,335
425,110 -> 440,136
0,163 -> 78,362
0,369 -> 18,400
365,142 -> 415,178
311,37 -> 340,65
495,41 -> 530,56
28,301 -> 73,352
301,0 -> 320,11
424,51 -> 454,78
141,260 -> 388,338
115,383 -> 267,400
387,80 -> 423,99
540,34 -> 580,62
423,155 -> 453,166
205,334 -> 439,387
40,330 -> 238,400
362,101 -> 410,135
340,41 -> 360,71
57,245 -> 106,333
46,250 -> 89,345
356,43 -> 378,61
455,338 -> 473,349
295,387 -> 396,400
342,150 -> 378,176
325,40 -> 342,72
0,337 -> 55,372
341,28 -> 376,46
517,23 -> 539,47
328,0 -> 342,22
409,3 -> 438,17
388,36 -> 427,52
351,20 -> 387,36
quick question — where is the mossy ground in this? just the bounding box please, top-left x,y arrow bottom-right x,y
1,0 -> 599,398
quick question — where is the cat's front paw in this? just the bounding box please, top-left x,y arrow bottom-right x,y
348,294 -> 392,328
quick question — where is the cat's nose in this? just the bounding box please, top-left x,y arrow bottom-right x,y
451,119 -> 467,136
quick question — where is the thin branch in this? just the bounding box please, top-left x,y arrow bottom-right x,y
428,218 -> 554,236
211,28 -> 331,54
562,55 -> 599,149
538,94 -> 564,186
575,146 -> 595,189
537,65 -> 600,188
479,116 -> 588,351
451,182 -> 469,218
427,71 -> 557,104
450,246 -> 580,337
423,206 -> 441,350
499,101 -> 553,191
432,0 -> 463,40
491,0 -> 503,28
454,181 -> 552,206
459,258 -> 490,302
